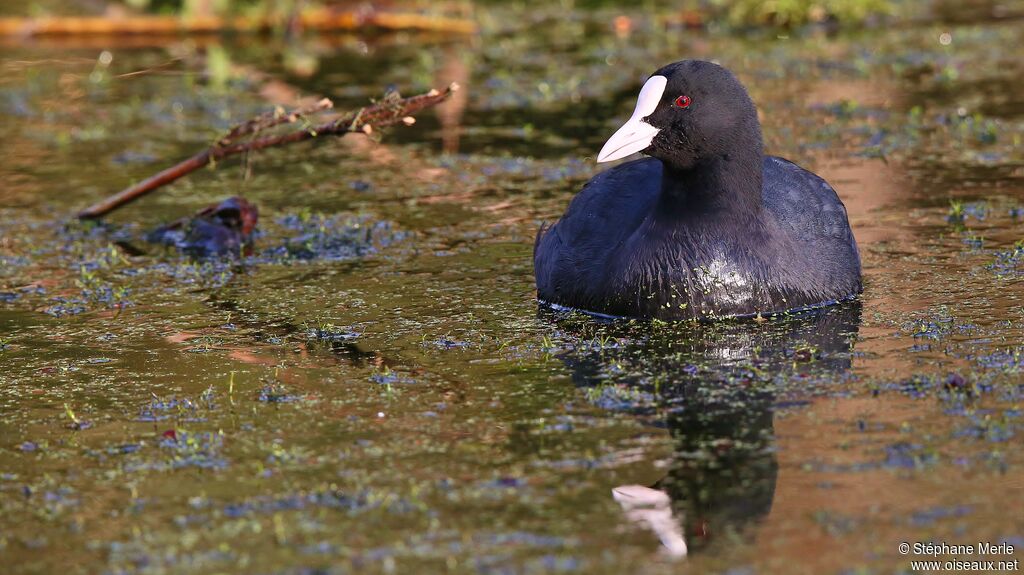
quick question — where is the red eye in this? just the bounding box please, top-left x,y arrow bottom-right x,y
674,95 -> 691,108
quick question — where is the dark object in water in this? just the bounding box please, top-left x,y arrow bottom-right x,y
148,196 -> 258,257
943,372 -> 975,397
534,60 -> 862,320
550,301 -> 862,556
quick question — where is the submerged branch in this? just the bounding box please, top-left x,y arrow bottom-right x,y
0,9 -> 477,37
77,84 -> 458,220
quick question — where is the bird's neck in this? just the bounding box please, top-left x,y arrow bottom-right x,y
658,145 -> 764,217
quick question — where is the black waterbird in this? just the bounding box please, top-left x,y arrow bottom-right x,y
534,60 -> 862,320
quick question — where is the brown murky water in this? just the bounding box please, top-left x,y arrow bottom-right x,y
1,3 -> 1023,574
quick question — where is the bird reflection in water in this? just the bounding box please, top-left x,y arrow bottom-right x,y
542,302 -> 862,559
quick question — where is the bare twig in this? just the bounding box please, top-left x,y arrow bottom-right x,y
77,84 -> 458,220
217,97 -> 333,146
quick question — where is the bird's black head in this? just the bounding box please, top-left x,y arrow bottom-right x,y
597,60 -> 762,171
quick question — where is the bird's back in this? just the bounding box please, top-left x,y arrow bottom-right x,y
534,156 -> 861,319
760,156 -> 861,303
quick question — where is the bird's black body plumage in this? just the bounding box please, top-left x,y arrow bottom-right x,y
534,60 -> 861,320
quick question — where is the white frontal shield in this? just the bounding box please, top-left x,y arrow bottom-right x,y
596,75 -> 667,163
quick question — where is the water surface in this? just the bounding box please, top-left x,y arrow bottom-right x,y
1,4 -> 1023,574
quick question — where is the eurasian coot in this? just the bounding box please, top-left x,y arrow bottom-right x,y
534,60 -> 862,320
